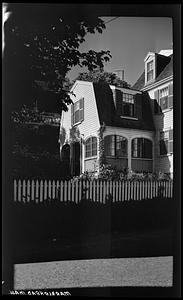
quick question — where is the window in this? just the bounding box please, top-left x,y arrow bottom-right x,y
85,137 -> 97,158
159,87 -> 169,110
159,129 -> 173,155
147,60 -> 154,82
132,138 -> 152,159
122,93 -> 135,117
154,84 -> 173,112
71,98 -> 84,125
104,135 -> 127,157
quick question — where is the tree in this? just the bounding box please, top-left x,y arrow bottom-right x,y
4,4 -> 112,113
74,70 -> 131,88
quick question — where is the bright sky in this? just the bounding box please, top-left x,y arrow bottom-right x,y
68,17 -> 172,86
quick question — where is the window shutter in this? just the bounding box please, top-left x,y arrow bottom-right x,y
134,93 -> 142,119
71,104 -> 74,125
79,98 -> 84,122
168,83 -> 173,108
115,89 -> 123,116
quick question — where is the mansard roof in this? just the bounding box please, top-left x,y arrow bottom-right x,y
93,82 -> 155,131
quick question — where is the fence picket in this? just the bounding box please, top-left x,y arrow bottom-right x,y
60,181 -> 64,202
35,180 -> 39,203
44,180 -> 47,201
27,180 -> 31,202
14,180 -> 17,202
52,180 -> 55,200
64,181 -> 67,203
40,180 -> 43,202
31,180 -> 35,201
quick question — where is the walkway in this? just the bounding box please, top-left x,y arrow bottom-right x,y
14,256 -> 173,289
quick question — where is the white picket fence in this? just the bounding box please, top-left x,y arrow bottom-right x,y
13,179 -> 173,204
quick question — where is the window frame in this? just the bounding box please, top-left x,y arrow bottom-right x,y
104,135 -> 128,158
122,93 -> 135,117
159,129 -> 173,156
146,60 -> 154,82
85,136 -> 98,159
72,98 -> 84,126
132,138 -> 153,159
159,87 -> 169,111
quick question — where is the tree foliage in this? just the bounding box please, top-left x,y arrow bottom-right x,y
5,4 -> 112,113
74,70 -> 131,88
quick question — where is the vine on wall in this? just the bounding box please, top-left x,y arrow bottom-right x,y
98,122 -> 106,171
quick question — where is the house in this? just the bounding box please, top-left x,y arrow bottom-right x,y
59,50 -> 173,178
133,49 -> 173,178
59,79 -> 156,176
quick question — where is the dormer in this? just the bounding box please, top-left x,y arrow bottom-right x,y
144,52 -> 156,85
144,51 -> 171,86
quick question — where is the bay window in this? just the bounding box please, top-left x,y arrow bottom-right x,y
104,135 -> 127,157
132,138 -> 152,159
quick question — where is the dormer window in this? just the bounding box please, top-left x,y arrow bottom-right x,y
144,52 -> 156,84
123,93 -> 134,117
147,60 -> 154,82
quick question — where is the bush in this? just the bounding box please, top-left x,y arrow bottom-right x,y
73,165 -> 172,181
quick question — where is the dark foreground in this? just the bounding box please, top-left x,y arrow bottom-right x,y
14,228 -> 173,264
12,197 -> 174,263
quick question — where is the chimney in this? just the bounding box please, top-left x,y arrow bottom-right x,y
114,69 -> 125,81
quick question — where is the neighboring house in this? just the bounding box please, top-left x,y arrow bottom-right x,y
59,80 -> 155,176
133,49 -> 173,178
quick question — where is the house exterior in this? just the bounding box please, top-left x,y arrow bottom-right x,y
59,50 -> 173,178
59,79 -> 156,177
133,49 -> 173,178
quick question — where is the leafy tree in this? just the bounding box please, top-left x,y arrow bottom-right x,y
74,70 -> 131,88
4,4 -> 112,113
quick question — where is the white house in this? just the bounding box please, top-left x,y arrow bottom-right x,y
133,50 -> 173,177
59,80 -> 156,176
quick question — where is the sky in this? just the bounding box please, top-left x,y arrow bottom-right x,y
68,17 -> 172,86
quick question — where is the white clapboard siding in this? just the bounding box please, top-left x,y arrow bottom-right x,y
13,179 -> 173,204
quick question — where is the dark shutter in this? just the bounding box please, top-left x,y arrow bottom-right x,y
71,104 -> 74,126
168,83 -> 173,108
134,93 -> 142,119
115,89 -> 123,116
79,98 -> 84,122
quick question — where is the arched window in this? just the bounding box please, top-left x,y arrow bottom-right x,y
132,138 -> 152,159
85,137 -> 97,158
104,135 -> 127,157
